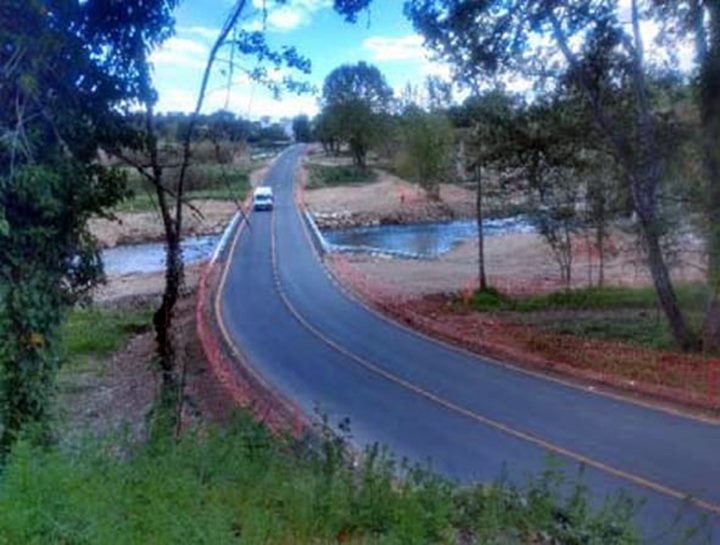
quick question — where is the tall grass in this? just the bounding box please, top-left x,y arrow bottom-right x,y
0,413 -> 643,544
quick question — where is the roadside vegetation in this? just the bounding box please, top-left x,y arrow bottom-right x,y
59,308 -> 153,367
115,163 -> 252,213
470,285 -> 709,351
306,163 -> 378,189
0,412 -> 642,544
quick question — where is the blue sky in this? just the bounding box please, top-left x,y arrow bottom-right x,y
150,0 -> 449,120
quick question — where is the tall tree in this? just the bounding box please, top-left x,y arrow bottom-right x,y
0,0 -> 175,451
400,107 -> 454,200
665,1 -> 720,351
292,114 -> 313,142
402,0 -> 699,350
456,91 -> 522,292
115,0 -> 311,429
320,62 -> 393,168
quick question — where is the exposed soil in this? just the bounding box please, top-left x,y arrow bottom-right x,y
57,288 -> 241,444
90,161 -> 271,248
302,154 -> 476,229
93,263 -> 204,308
56,312 -> 158,444
90,200 -> 238,248
330,231 -> 706,298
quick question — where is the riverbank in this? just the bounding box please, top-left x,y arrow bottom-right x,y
90,159 -> 271,248
301,152 -> 476,230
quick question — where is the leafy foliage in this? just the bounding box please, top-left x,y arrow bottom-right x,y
306,164 -> 377,189
0,0 -> 170,450
292,114 -> 313,142
399,107 -> 455,199
319,62 -> 393,167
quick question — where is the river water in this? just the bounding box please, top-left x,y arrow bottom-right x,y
322,216 -> 533,258
102,216 -> 533,276
102,234 -> 220,276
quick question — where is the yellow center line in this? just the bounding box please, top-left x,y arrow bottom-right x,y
217,147 -> 720,519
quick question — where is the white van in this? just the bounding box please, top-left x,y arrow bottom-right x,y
252,186 -> 274,211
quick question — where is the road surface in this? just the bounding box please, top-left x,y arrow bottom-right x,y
217,145 -> 720,541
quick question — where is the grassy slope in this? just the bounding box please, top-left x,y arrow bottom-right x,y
471,285 -> 708,351
0,415 -> 642,544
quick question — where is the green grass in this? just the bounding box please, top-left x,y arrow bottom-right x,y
306,163 -> 377,189
0,413 -> 643,544
471,284 -> 708,313
59,308 -> 152,368
116,164 -> 251,213
523,311 -> 678,349
470,284 -> 709,350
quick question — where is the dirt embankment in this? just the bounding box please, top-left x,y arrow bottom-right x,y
302,155 -> 476,230
59,291 -> 242,443
332,232 -> 706,298
90,162 -> 270,248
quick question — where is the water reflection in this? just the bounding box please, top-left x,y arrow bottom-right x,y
322,217 -> 533,257
102,234 -> 220,276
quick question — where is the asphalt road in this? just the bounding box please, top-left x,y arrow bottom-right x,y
218,145 -> 720,542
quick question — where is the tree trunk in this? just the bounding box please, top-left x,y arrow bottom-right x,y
700,1 -> 720,352
549,8 -> 697,350
154,231 -> 183,393
637,206 -> 698,351
596,221 -> 605,288
475,165 -> 487,291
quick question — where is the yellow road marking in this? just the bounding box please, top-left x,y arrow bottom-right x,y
215,146 -> 720,518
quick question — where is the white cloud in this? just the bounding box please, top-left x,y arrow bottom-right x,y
203,86 -> 319,119
156,78 -> 318,119
363,35 -> 425,62
177,26 -> 221,40
156,88 -> 198,113
246,0 -> 331,32
150,37 -> 208,69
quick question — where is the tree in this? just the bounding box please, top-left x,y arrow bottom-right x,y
0,0 -> 175,451
292,115 -> 313,142
313,111 -> 341,154
400,107 -> 454,200
321,62 -> 393,168
455,91 -> 522,292
402,0 -> 699,350
657,1 -> 720,351
111,0 -> 311,431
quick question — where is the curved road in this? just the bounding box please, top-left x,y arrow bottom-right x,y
218,145 -> 720,541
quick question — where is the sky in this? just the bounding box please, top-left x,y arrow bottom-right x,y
150,0 -> 448,120
149,0 -> 696,122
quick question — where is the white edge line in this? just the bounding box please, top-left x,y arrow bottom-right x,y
210,211 -> 241,265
